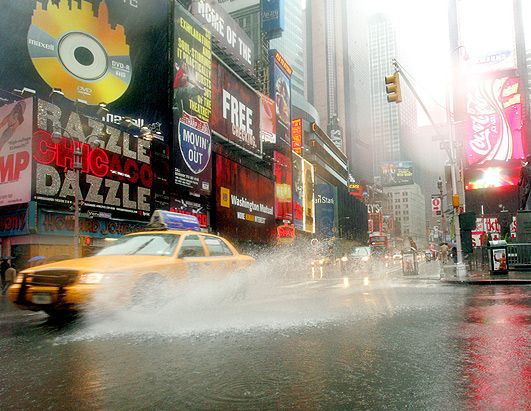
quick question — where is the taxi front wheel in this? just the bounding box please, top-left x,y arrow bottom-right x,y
130,274 -> 168,310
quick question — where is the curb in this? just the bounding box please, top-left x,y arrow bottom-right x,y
441,278 -> 531,285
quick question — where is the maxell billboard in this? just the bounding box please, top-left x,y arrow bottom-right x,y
211,58 -> 261,156
34,99 -> 156,219
0,0 -> 172,137
0,99 -> 33,207
189,0 -> 254,73
173,4 -> 213,195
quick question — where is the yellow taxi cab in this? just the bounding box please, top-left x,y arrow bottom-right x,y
8,211 -> 255,317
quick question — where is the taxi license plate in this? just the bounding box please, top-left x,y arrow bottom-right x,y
32,293 -> 52,305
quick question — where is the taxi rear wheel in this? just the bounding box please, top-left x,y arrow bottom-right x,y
130,274 -> 168,310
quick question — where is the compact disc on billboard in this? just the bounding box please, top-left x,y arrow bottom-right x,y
27,1 -> 132,105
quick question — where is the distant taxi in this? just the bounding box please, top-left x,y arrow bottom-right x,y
8,212 -> 255,317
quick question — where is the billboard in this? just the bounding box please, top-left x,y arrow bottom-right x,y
173,4 -> 213,195
457,0 -> 517,74
291,118 -> 302,155
170,197 -> 209,228
34,99 -> 155,219
269,50 -> 292,155
465,76 -> 525,166
259,93 -> 276,144
190,0 -> 254,73
0,99 -> 33,207
262,0 -> 285,39
0,0 -> 171,136
211,58 -> 260,155
315,184 -> 336,238
273,151 -> 292,221
215,154 -> 275,243
464,161 -> 521,190
292,152 -> 303,230
303,158 -> 315,234
381,161 -> 414,186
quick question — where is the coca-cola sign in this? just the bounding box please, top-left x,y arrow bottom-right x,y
465,76 -> 525,166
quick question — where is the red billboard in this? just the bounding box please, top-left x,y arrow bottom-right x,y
211,58 -> 261,155
259,93 -> 276,144
465,76 -> 525,166
215,155 -> 275,243
273,151 -> 292,221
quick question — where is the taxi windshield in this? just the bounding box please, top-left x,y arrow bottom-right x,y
96,234 -> 181,256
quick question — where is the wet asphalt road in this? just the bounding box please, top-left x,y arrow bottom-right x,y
0,268 -> 529,410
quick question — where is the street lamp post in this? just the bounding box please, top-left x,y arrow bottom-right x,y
51,128 -> 103,259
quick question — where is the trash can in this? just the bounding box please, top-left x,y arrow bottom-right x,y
402,250 -> 418,275
488,240 -> 509,275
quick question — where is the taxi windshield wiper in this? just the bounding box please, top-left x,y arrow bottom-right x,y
128,238 -> 155,255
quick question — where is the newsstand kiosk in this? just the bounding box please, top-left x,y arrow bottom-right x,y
488,240 -> 509,275
402,250 -> 418,275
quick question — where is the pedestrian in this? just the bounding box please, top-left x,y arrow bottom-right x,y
408,236 -> 417,252
439,243 -> 449,263
518,155 -> 531,210
0,258 -> 10,292
3,266 -> 16,295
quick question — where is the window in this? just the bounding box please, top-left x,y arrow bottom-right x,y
204,236 -> 233,257
403,198 -> 407,202
97,234 -> 180,256
178,235 -> 205,258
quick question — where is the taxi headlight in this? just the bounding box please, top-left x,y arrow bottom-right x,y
78,272 -> 105,284
15,274 -> 24,284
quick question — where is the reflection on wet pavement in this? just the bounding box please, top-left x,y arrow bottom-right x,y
0,279 -> 529,409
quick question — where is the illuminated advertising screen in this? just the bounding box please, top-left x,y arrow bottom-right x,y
303,158 -> 315,234
0,99 -> 33,207
464,161 -> 521,190
33,99 -> 156,219
457,0 -> 517,74
269,50 -> 292,155
291,118 -> 302,155
211,58 -> 261,155
273,151 -> 292,221
465,76 -> 525,166
0,0 -> 171,137
173,4 -> 213,195
315,184 -> 336,238
259,93 -> 276,144
292,152 -> 304,231
262,0 -> 285,39
190,0 -> 254,74
215,154 -> 275,243
381,161 -> 414,186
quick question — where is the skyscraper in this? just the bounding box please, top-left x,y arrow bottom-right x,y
368,13 -> 401,176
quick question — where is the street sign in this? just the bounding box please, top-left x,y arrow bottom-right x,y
431,195 -> 442,216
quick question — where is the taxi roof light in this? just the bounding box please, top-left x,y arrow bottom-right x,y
147,210 -> 201,232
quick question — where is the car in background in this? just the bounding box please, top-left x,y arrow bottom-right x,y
345,246 -> 371,273
8,211 -> 255,318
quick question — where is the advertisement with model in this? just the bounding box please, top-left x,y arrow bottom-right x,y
0,0 -> 172,137
380,161 -> 414,187
269,50 -> 292,155
173,4 -> 213,195
215,154 -> 275,243
33,98 -> 156,219
211,58 -> 261,156
0,98 -> 33,207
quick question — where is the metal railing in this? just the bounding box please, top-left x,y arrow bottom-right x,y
468,244 -> 531,271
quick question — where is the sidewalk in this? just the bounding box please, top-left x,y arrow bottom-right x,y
440,269 -> 531,285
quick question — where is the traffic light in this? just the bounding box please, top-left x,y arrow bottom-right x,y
385,72 -> 402,103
